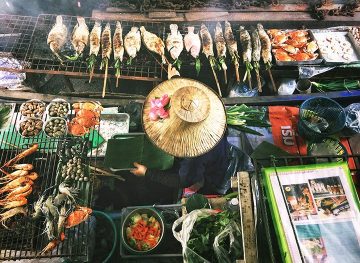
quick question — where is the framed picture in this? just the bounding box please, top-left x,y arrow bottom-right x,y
263,162 -> 360,263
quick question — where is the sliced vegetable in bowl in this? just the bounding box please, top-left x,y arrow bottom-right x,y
122,208 -> 164,254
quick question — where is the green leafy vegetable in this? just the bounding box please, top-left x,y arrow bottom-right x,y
311,79 -> 359,92
0,104 -> 13,129
226,104 -> 270,136
187,210 -> 242,263
195,57 -> 201,76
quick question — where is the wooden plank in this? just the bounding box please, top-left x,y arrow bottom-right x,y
0,89 -> 144,106
185,11 -> 229,21
238,172 -> 257,263
149,11 -> 177,19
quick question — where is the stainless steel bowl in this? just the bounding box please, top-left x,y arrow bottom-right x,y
121,208 -> 164,254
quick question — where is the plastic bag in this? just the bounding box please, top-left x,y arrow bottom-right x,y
172,209 -> 243,263
173,209 -> 215,263
345,103 -> 360,133
213,221 -> 243,263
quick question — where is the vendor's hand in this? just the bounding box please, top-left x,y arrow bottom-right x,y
188,182 -> 203,192
130,162 -> 147,176
167,64 -> 180,79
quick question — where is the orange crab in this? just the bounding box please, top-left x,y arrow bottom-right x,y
72,101 -> 103,113
280,44 -> 299,55
68,120 -> 89,136
274,49 -> 293,61
303,41 -> 318,54
285,39 -> 307,48
267,29 -> 283,38
287,30 -> 308,39
65,206 -> 92,228
272,34 -> 289,46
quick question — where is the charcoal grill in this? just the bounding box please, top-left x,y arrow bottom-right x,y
0,104 -> 99,261
253,154 -> 360,263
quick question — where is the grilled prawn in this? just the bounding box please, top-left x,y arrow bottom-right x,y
47,15 -> 67,63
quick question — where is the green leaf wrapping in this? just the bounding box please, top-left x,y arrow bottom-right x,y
195,57 -> 201,76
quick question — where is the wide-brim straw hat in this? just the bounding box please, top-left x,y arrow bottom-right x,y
143,78 -> 226,158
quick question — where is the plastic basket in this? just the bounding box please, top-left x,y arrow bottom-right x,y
298,97 -> 345,140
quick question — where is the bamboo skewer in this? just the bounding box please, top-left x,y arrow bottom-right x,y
223,69 -> 227,85
267,68 -> 277,93
116,75 -> 120,88
235,64 -> 240,83
102,59 -> 109,98
255,68 -> 262,92
210,63 -> 222,97
89,66 -> 95,83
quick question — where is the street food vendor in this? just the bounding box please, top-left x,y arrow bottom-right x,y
130,69 -> 231,199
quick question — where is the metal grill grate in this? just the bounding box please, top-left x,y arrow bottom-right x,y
0,15 -> 37,73
253,154 -> 360,263
25,14 -> 164,81
0,105 -> 98,260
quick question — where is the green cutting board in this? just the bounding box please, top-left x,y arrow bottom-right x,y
104,133 -> 174,170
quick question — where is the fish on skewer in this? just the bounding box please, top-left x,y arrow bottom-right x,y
257,23 -> 277,93
251,29 -> 262,92
166,24 -> 183,70
224,21 -> 240,83
124,27 -> 141,65
87,21 -> 101,83
214,22 -> 227,84
184,26 -> 201,75
100,23 -> 112,98
66,17 -> 89,60
239,26 -> 253,90
47,15 -> 68,64
140,26 -> 167,64
113,21 -> 124,88
200,24 -> 222,97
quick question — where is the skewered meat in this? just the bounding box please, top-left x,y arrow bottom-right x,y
224,21 -> 240,82
113,21 -> 124,62
124,27 -> 141,62
257,24 -> 272,65
71,17 -> 89,57
101,23 -> 112,60
166,24 -> 183,61
199,24 -> 214,58
89,21 -> 101,56
184,26 -> 201,59
140,26 -> 166,64
47,15 -> 68,62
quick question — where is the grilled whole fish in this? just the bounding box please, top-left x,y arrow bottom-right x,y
124,27 -> 141,61
239,26 -> 252,63
47,15 -> 68,62
251,29 -> 261,63
166,24 -> 183,61
224,21 -> 239,61
199,24 -> 214,58
89,21 -> 101,56
140,26 -> 166,64
251,29 -> 262,92
257,23 -> 272,65
71,17 -> 89,56
101,23 -> 112,60
214,22 -> 227,69
184,26 -> 201,59
113,21 -> 124,62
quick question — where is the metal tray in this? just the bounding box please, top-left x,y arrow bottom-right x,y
272,30 -> 323,66
311,29 -> 360,65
